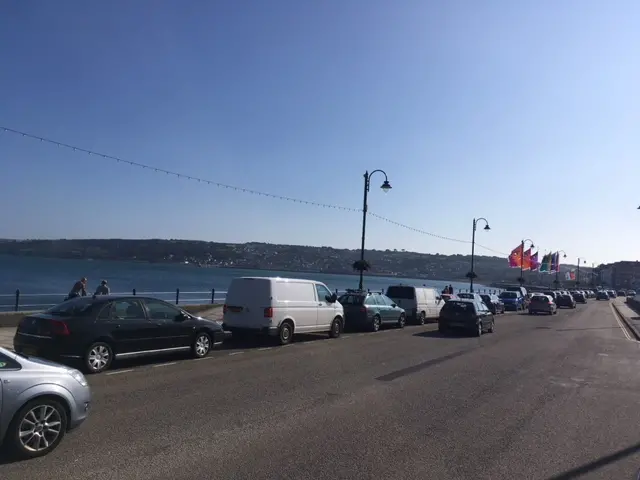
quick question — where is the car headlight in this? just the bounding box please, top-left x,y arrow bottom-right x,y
68,369 -> 88,387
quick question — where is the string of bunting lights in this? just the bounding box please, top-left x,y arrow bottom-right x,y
1,126 -> 509,256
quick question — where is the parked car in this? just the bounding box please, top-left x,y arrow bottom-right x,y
543,291 -> 558,301
628,290 -> 637,297
607,290 -> 617,299
617,290 -> 626,297
223,277 -> 344,345
480,294 -> 505,314
596,290 -> 610,300
499,290 -> 525,311
14,295 -> 227,374
338,291 -> 405,332
0,347 -> 91,458
438,299 -> 495,337
457,292 -> 483,302
528,295 -> 558,315
385,285 -> 443,325
556,294 -> 577,309
573,292 -> 587,304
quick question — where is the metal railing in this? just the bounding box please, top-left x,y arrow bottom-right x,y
0,286 -> 503,313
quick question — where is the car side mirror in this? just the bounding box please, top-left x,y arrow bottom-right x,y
326,294 -> 338,303
391,303 -> 397,308
175,312 -> 188,322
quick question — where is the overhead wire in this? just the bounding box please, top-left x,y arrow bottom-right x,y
0,125 -> 510,256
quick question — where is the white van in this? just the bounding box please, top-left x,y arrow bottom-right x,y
222,277 -> 345,345
385,285 -> 443,324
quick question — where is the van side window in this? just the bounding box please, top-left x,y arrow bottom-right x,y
315,284 -> 332,302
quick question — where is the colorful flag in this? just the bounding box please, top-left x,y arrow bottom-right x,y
522,249 -> 532,271
550,252 -> 558,272
555,252 -> 562,273
508,244 -> 522,268
530,251 -> 539,271
539,253 -> 550,272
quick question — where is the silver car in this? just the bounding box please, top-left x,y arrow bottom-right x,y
0,347 -> 91,459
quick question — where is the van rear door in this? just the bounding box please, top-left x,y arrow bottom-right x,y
386,286 -> 416,313
223,278 -> 272,328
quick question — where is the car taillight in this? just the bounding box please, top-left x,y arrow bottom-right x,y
51,320 -> 70,336
264,307 -> 273,318
223,304 -> 227,314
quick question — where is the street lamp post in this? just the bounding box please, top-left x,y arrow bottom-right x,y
519,239 -> 535,286
576,258 -> 586,286
554,250 -> 567,287
358,170 -> 391,290
468,218 -> 490,293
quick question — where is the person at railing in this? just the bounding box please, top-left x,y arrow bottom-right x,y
94,280 -> 110,296
65,277 -> 88,301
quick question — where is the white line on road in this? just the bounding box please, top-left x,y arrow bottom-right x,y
228,351 -> 244,356
152,362 -> 178,368
281,344 -> 293,348
598,353 -> 609,357
194,356 -> 214,361
611,304 -> 633,341
257,347 -> 273,351
106,369 -> 134,376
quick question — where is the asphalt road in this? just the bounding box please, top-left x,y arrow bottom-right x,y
4,300 -> 640,480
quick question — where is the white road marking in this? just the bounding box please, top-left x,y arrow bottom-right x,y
598,353 -> 609,357
257,347 -> 273,351
152,362 -> 178,368
106,369 -> 134,376
228,351 -> 244,356
611,304 -> 633,341
281,344 -> 293,348
195,356 -> 214,361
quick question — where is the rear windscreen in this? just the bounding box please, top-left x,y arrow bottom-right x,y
386,286 -> 415,300
442,301 -> 475,314
500,291 -> 518,299
226,279 -> 272,305
46,297 -> 94,316
338,294 -> 365,305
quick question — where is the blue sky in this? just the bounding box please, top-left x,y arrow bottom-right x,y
1,0 -> 638,265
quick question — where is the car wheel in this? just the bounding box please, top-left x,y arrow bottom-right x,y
7,397 -> 68,459
371,315 -> 381,332
84,341 -> 113,374
397,313 -> 406,329
489,319 -> 495,333
329,317 -> 342,338
278,321 -> 294,345
192,331 -> 212,358
418,311 -> 426,325
475,322 -> 482,337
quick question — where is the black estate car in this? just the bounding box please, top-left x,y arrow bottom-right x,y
13,295 -> 227,374
438,299 -> 495,337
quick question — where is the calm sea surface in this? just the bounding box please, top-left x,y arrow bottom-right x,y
0,255 -> 498,311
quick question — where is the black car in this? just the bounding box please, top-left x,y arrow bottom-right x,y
556,294 -> 576,308
480,294 -> 505,314
338,291 -> 406,331
13,295 -> 227,374
438,299 -> 494,337
596,290 -> 610,300
617,290 -> 626,297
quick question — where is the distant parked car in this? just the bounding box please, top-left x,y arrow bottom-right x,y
338,291 -> 406,332
438,299 -> 495,337
480,294 -> 505,314
0,347 -> 91,458
528,295 -> 558,315
607,290 -> 617,299
628,290 -> 637,297
617,290 -> 626,297
543,291 -> 558,301
596,291 -> 610,301
556,294 -> 577,309
499,291 -> 525,311
573,292 -> 587,304
14,295 -> 227,374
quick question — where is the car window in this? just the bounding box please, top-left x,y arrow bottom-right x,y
0,352 -> 21,370
500,292 -> 518,299
458,293 -> 474,299
315,284 -> 332,302
97,303 -> 113,320
144,299 -> 182,321
110,299 -> 146,321
45,297 -> 95,317
480,295 -> 490,303
364,296 -> 377,306
378,295 -> 394,306
442,301 -> 473,314
338,295 -> 364,305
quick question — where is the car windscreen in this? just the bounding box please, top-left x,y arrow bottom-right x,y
385,286 -> 414,300
500,291 -> 518,299
45,297 -> 95,316
338,294 -> 365,305
480,295 -> 491,302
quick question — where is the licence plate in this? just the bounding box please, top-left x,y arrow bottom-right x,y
228,306 -> 243,313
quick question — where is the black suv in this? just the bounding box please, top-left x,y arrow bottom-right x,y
438,299 -> 495,337
338,291 -> 406,332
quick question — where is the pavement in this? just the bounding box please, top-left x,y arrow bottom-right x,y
3,301 -> 640,479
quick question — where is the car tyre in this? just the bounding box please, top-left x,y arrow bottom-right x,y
474,321 -> 482,337
7,397 -> 69,459
371,315 -> 381,332
192,331 -> 212,358
418,311 -> 426,325
83,341 -> 113,374
278,321 -> 294,345
489,319 -> 495,333
397,313 -> 406,329
329,317 -> 342,338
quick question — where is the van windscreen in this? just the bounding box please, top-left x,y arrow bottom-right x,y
386,286 -> 414,300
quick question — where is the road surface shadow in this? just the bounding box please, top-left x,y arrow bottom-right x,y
545,439 -> 640,480
555,327 -> 619,332
376,348 -> 477,382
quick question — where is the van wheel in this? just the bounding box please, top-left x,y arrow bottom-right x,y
397,313 -> 406,329
371,315 -> 381,332
329,318 -> 342,338
418,311 -> 426,325
278,321 -> 293,345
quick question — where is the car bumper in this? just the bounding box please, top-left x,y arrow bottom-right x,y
223,325 -> 279,337
13,333 -> 81,360
68,388 -> 92,432
439,318 -> 477,330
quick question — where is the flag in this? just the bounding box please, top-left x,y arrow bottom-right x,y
530,251 -> 539,271
550,252 -> 558,272
522,249 -> 532,271
555,252 -> 562,273
565,271 -> 571,280
539,253 -> 550,272
508,244 -> 522,268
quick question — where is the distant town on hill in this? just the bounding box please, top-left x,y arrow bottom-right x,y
0,238 -> 595,287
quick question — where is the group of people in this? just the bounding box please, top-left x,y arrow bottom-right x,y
441,284 -> 455,295
65,277 -> 110,301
